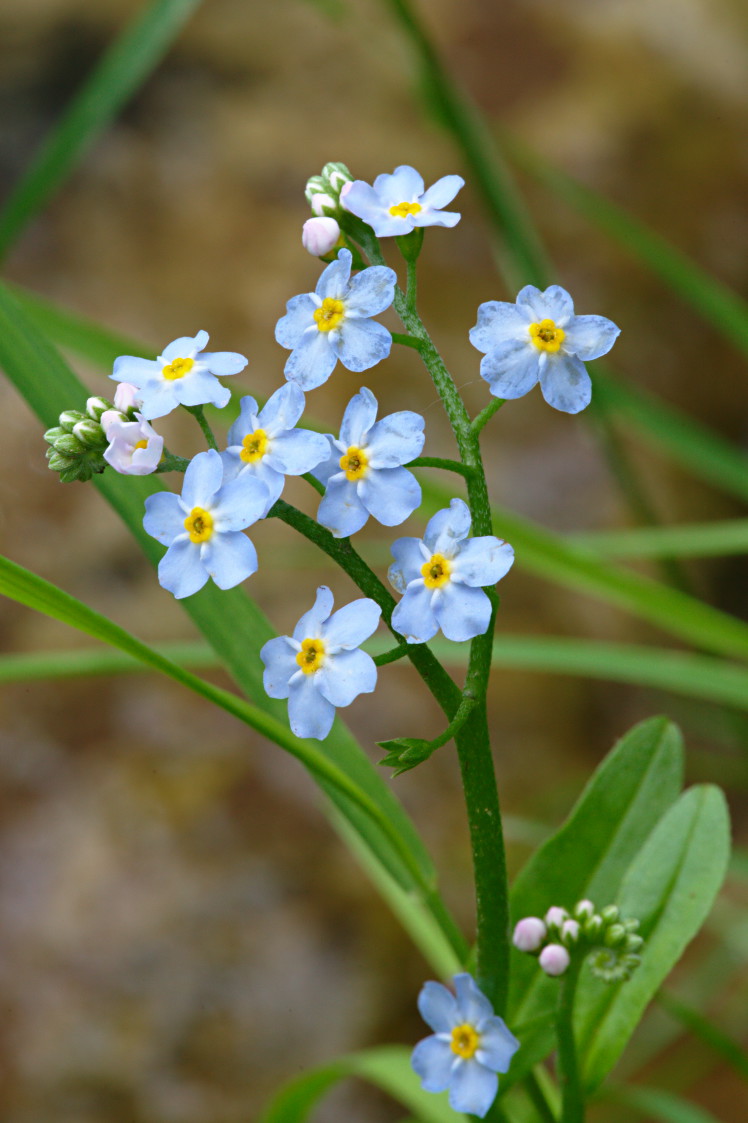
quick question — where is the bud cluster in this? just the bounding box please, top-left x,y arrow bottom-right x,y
44,396 -> 117,482
512,898 -> 643,983
304,161 -> 354,217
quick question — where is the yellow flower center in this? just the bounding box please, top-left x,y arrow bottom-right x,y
450,1023 -> 480,1060
162,356 -> 195,380
240,428 -> 269,463
184,506 -> 213,543
296,637 -> 326,674
133,439 -> 148,451
421,553 -> 451,589
339,445 -> 369,482
314,297 -> 346,333
529,319 -> 565,353
389,200 -> 422,218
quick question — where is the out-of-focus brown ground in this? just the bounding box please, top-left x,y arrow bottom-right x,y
0,1 -> 746,1119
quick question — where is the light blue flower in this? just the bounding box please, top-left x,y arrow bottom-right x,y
260,586 -> 381,740
389,498 -> 514,644
221,385 -> 329,515
412,973 -> 520,1119
143,449 -> 268,599
469,284 -> 620,414
315,386 -> 425,538
275,248 -> 396,391
112,331 -> 248,421
341,165 -> 464,237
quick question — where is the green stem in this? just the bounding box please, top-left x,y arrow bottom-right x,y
472,397 -> 506,436
408,455 -> 473,479
390,330 -> 423,350
556,958 -> 585,1123
373,643 -> 410,667
184,404 -> 219,451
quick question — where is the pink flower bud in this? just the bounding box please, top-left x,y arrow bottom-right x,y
310,193 -> 336,217
545,906 -> 569,929
113,382 -> 141,412
561,919 -> 580,945
512,917 -> 547,952
102,411 -> 163,475
302,217 -> 341,257
539,944 -> 570,977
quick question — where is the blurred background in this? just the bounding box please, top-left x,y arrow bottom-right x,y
0,0 -> 747,1119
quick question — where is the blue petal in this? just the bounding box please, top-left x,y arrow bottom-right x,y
479,339 -> 542,400
419,174 -> 464,210
275,294 -> 317,348
469,301 -> 529,354
333,318 -> 392,373
345,266 -> 397,317
267,429 -> 329,476
317,479 -> 370,538
112,355 -> 160,382
339,387 -> 378,446
451,537 -> 515,587
316,648 -> 377,707
310,440 -> 339,488
316,249 -> 352,300
411,1035 -> 454,1094
244,462 -> 285,512
391,583 -> 438,644
388,537 -> 427,593
359,466 -> 421,526
424,498 -> 472,556
284,329 -> 338,390
449,1059 -> 498,1118
366,410 -> 425,466
475,1017 -> 520,1073
226,396 -> 260,447
288,675 -> 336,739
212,475 -> 269,529
260,636 -> 298,699
219,449 -> 243,484
454,974 -> 496,1027
161,332 -> 209,362
342,181 -> 385,225
323,598 -> 381,649
376,165 -> 424,202
539,353 -> 592,414
563,314 -> 620,361
201,531 -> 257,589
293,586 -> 335,642
200,350 -> 248,375
258,382 -> 305,434
417,980 -> 459,1033
135,382 -> 180,421
143,492 -> 185,545
516,284 -> 574,324
182,449 -> 223,508
174,369 -> 231,410
158,538 -> 208,599
434,583 -> 492,642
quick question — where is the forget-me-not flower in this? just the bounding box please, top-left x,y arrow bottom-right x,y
341,165 -> 464,237
469,284 -> 620,414
101,409 -> 163,475
220,385 -> 329,515
315,387 -> 425,538
260,585 -> 381,740
143,449 -> 268,599
412,973 -> 520,1118
112,331 -> 248,421
389,498 -> 514,643
275,249 -> 396,390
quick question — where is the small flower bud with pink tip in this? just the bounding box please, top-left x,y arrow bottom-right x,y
512,917 -> 547,952
539,944 -> 570,977
302,216 -> 341,257
310,192 -> 337,216
561,919 -> 580,946
574,899 -> 595,921
113,382 -> 141,414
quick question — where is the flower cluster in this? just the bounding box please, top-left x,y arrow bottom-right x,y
513,898 -> 644,981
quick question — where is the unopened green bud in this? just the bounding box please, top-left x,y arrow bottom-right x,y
623,918 -> 640,933
43,426 -> 67,445
58,409 -> 86,432
584,915 -> 604,941
86,395 -> 114,422
625,934 -> 644,953
47,450 -> 78,472
574,899 -> 595,921
604,923 -> 627,948
59,465 -> 87,483
305,162 -> 354,215
72,418 -> 106,449
54,433 -> 86,456
601,905 -> 620,925
322,161 -> 353,193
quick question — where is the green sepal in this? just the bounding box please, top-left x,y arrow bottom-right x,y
377,736 -> 434,776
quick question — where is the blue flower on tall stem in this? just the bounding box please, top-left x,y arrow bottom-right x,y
315,386 -> 425,538
260,586 -> 381,740
221,385 -> 329,515
412,973 -> 520,1118
469,285 -> 620,414
389,498 -> 514,643
341,165 -> 464,237
143,449 -> 268,599
275,249 -> 396,390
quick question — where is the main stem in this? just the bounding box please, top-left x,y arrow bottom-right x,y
557,958 -> 585,1123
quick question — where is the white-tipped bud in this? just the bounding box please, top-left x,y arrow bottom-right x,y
601,904 -> 620,925
512,917 -> 547,953
113,382 -> 141,413
302,216 -> 341,257
539,944 -> 570,977
86,395 -> 113,422
561,919 -> 580,946
545,906 -> 569,930
310,192 -> 337,217
574,899 -> 595,921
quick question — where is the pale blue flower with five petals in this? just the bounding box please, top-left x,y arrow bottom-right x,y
341,165 -> 464,237
275,249 -> 396,390
260,586 -> 381,740
412,973 -> 520,1118
111,331 -> 248,421
389,498 -> 514,643
469,284 -> 620,414
220,385 -> 329,516
143,449 -> 268,599
315,386 -> 425,538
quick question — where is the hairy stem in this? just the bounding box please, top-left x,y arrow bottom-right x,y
557,959 -> 585,1123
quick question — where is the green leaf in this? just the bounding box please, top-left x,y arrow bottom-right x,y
0,0 -> 203,260
604,1084 -> 725,1123
569,518 -> 748,560
0,279 -> 464,960
507,717 -> 684,1050
576,785 -> 731,1088
259,1046 -> 469,1123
